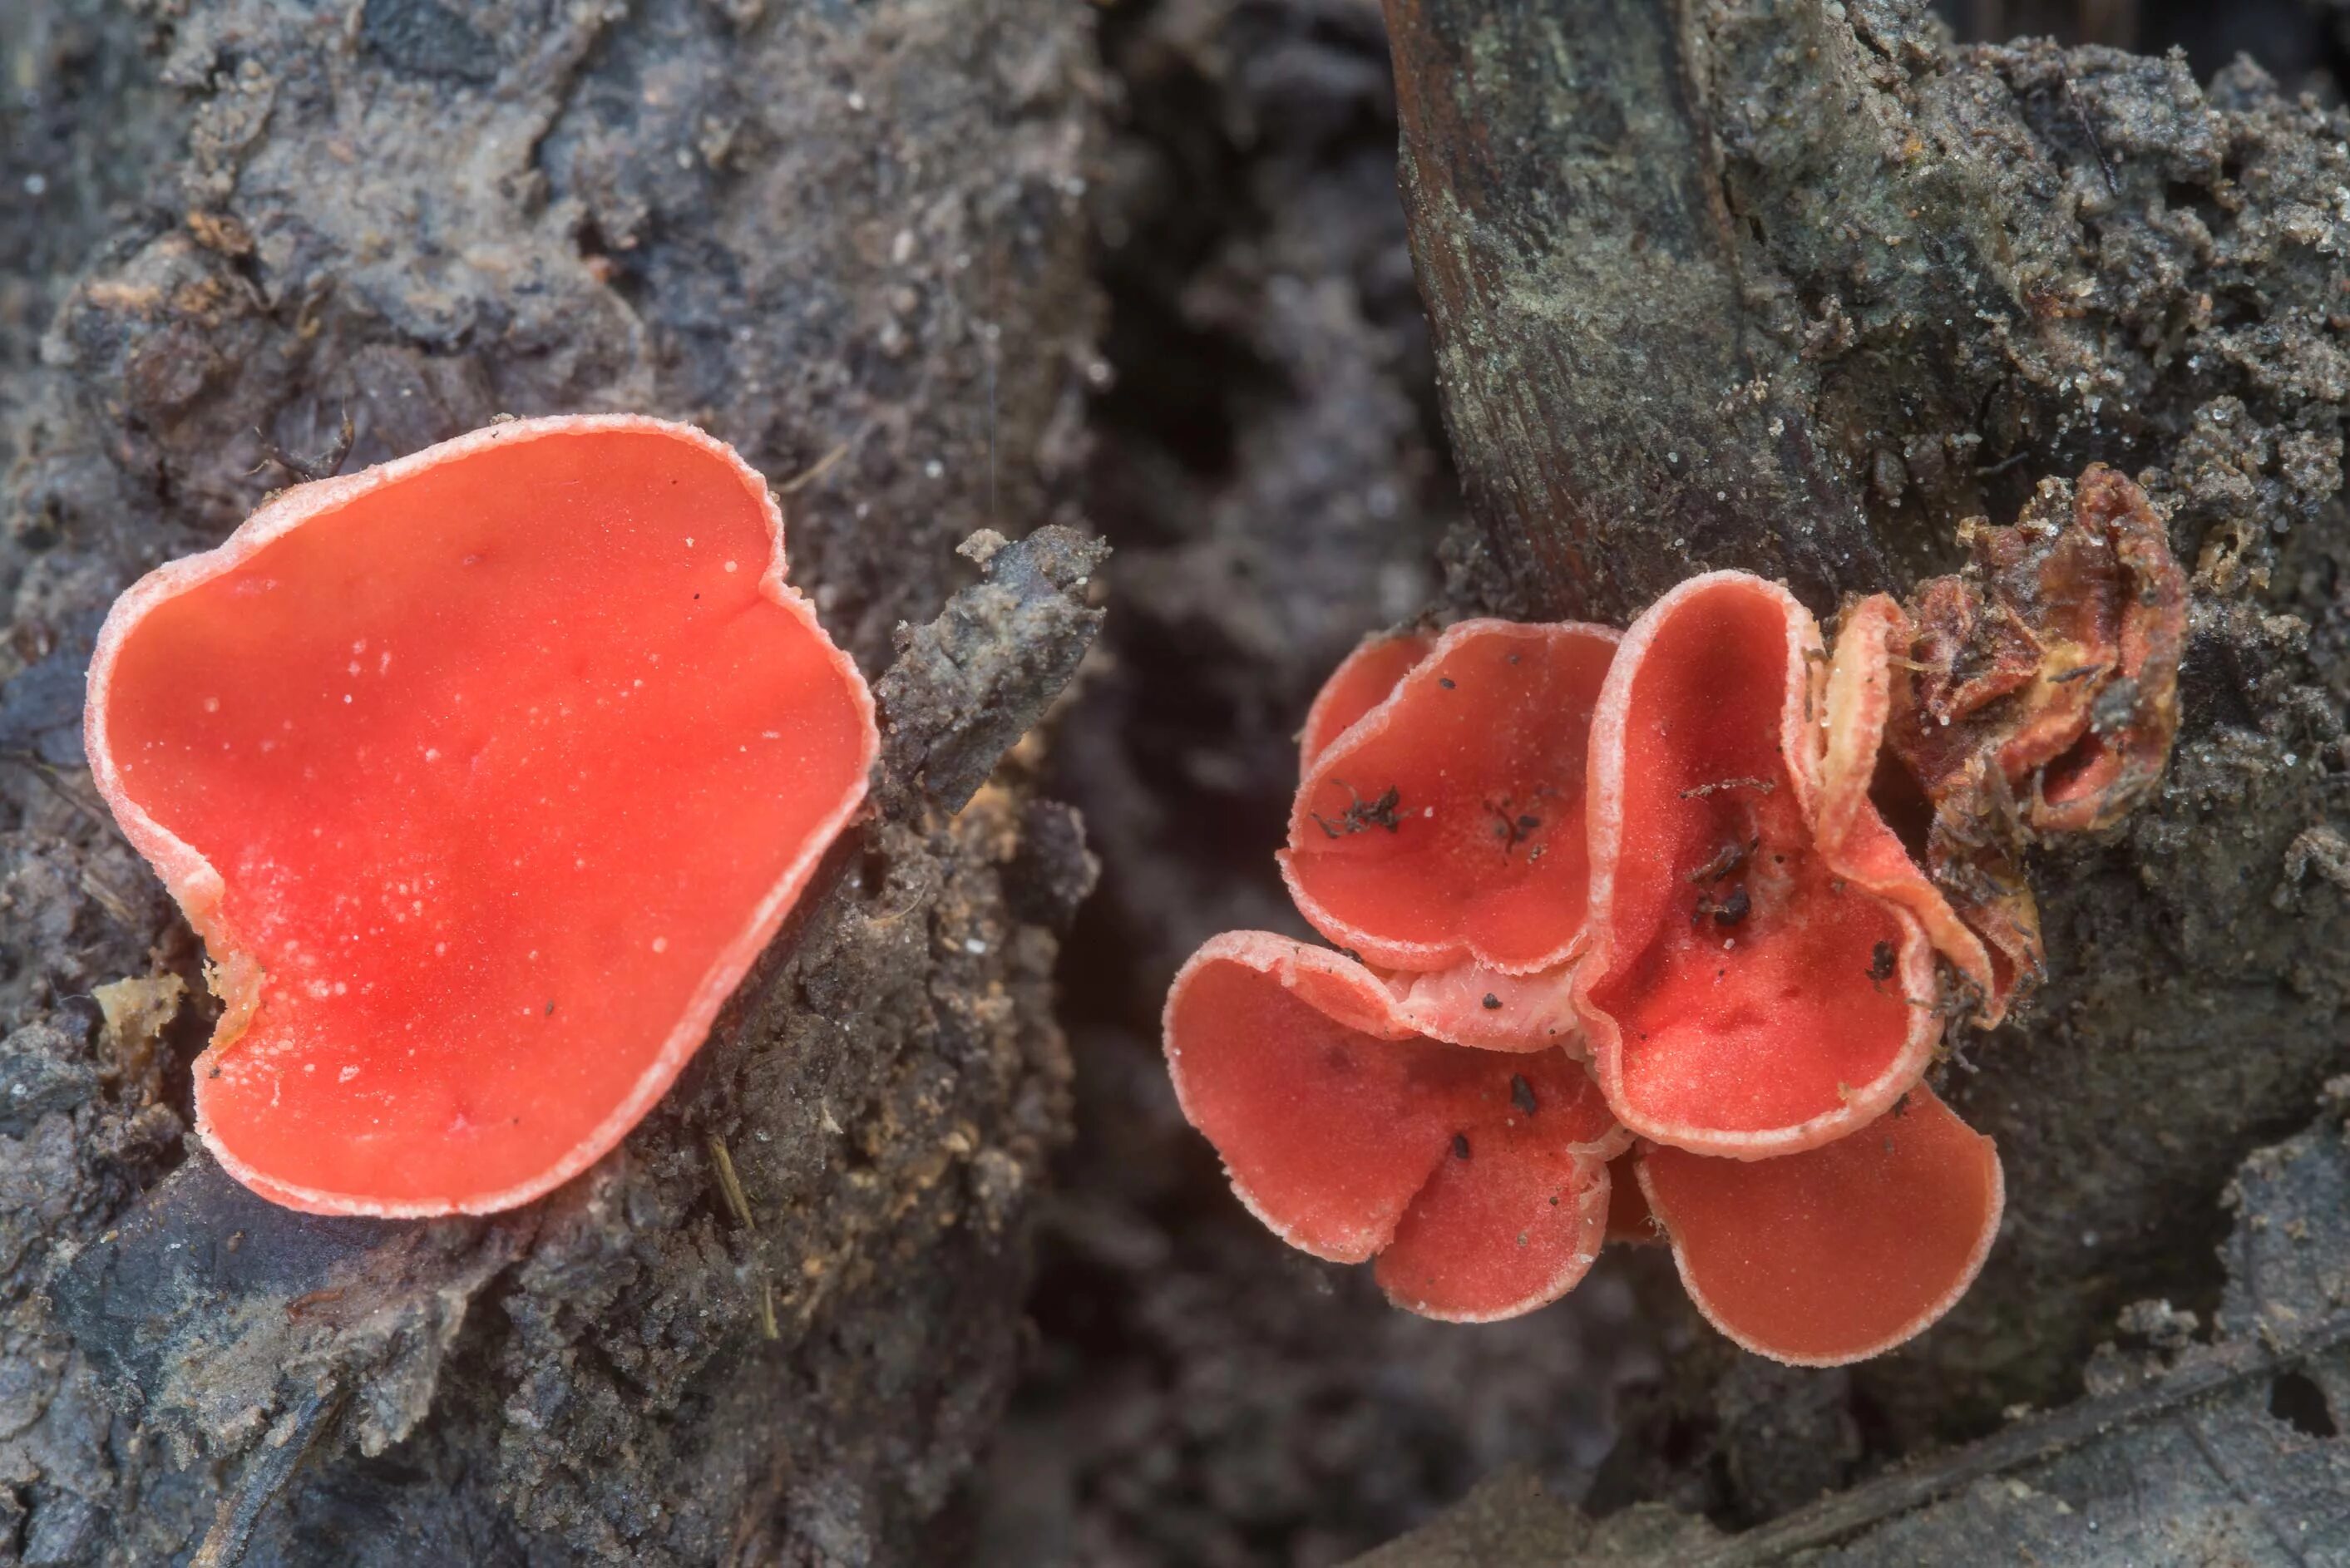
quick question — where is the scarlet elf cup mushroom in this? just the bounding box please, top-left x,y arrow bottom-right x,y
86,416 -> 878,1216
1575,572 -> 2006,1364
1575,570 -> 1948,1156
1163,467 -> 2183,1364
1281,619 -> 1617,1051
1163,932 -> 1625,1323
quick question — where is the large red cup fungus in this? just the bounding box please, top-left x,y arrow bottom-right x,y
1280,619 -> 1617,1048
1637,1085 -> 2004,1366
1163,932 -> 1626,1322
86,416 -> 879,1216
1574,572 -> 1941,1157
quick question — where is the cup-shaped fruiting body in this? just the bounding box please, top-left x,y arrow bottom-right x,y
1637,1085 -> 2004,1366
1163,932 -> 1627,1322
86,416 -> 879,1216
1280,620 -> 1617,1049
1576,572 -> 1941,1158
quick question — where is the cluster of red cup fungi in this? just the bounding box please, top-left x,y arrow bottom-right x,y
1164,466 -> 2186,1364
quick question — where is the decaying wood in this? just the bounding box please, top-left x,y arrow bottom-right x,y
1387,0 -> 1890,617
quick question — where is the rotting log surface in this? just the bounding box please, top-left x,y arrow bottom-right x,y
1388,0 -> 2350,1520
0,1 -> 1098,1563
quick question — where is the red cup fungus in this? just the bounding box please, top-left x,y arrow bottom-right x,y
1574,572 -> 1943,1157
86,415 -> 878,1216
1172,465 -> 2183,1357
1280,618 -> 1617,1049
1297,629 -> 1434,770
1811,593 -> 2005,1019
1637,1085 -> 2004,1366
1163,932 -> 1626,1321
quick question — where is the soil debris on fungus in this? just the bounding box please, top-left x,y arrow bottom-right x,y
1687,835 -> 1757,885
1311,781 -> 1405,839
1677,776 -> 1776,801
